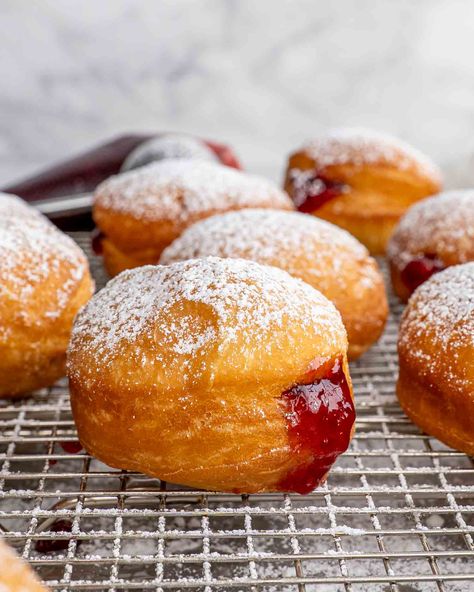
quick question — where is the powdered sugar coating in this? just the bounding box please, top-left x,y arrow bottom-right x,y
94,158 -> 292,223
69,257 -> 346,378
0,216 -> 90,331
161,209 -> 370,285
399,263 -> 474,392
300,128 -> 441,181
160,210 -> 388,356
388,190 -> 474,268
0,192 -> 43,220
121,134 -> 217,172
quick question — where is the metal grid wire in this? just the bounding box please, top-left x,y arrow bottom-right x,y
0,232 -> 473,591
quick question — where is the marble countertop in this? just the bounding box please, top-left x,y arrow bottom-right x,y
1,0 -> 474,187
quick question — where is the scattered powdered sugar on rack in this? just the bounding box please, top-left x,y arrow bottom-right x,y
399,263 -> 474,389
387,190 -> 474,268
68,257 -> 345,375
160,209 -> 374,286
299,127 -> 442,181
94,158 -> 292,222
0,216 -> 89,333
121,134 -> 217,172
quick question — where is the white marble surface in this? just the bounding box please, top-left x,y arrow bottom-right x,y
1,0 -> 474,186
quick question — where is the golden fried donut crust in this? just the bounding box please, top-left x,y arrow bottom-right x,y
68,258 -> 352,493
93,158 -> 293,274
0,537 -> 49,591
397,264 -> 474,455
160,209 -> 388,359
388,190 -> 474,301
100,237 -> 161,277
0,214 -> 94,398
284,128 -> 442,254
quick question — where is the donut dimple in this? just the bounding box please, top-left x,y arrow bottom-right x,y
95,158 -> 292,224
398,263 -> 474,394
298,127 -> 442,181
388,190 -> 474,270
68,257 -> 346,386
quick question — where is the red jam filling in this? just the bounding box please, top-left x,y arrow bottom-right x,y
400,254 -> 445,294
277,356 -> 355,494
35,519 -> 76,553
47,441 -> 82,466
205,141 -> 242,169
91,229 -> 105,255
289,169 -> 348,213
60,441 -> 83,454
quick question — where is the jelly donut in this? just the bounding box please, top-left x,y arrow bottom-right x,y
68,257 -> 355,494
161,209 -> 388,359
284,128 -> 442,254
397,264 -> 474,455
121,134 -> 218,171
93,158 -> 293,276
388,190 -> 474,301
0,537 -> 48,591
0,205 -> 94,398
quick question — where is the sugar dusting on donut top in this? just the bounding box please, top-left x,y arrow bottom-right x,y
399,263 -> 474,391
69,257 -> 345,374
160,209 -> 376,289
0,192 -> 44,219
121,134 -> 217,171
300,128 -> 441,181
388,190 -> 474,267
0,216 -> 89,321
94,158 -> 292,222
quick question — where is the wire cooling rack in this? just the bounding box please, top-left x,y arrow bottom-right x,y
0,233 -> 473,592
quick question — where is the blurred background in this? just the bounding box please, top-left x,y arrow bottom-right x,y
1,0 -> 474,186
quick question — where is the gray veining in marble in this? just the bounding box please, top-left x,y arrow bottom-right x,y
1,0 -> 474,186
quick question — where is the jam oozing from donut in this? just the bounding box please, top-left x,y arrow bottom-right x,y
400,254 -> 445,294
278,356 -> 355,494
289,169 -> 348,213
91,229 -> 105,255
35,519 -> 76,553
